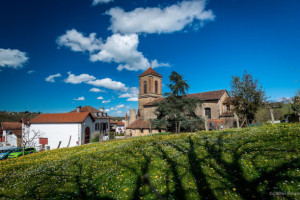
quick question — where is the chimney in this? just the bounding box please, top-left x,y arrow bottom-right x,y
76,106 -> 81,113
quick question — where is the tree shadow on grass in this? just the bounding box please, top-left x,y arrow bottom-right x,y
202,134 -> 299,200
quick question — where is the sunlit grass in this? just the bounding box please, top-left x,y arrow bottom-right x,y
0,123 -> 299,199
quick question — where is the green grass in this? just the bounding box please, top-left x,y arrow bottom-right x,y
0,124 -> 299,199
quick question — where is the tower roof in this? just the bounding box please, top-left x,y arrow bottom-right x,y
138,67 -> 162,78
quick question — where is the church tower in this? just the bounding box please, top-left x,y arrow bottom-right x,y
138,67 -> 162,118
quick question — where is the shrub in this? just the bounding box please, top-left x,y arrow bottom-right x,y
91,132 -> 99,143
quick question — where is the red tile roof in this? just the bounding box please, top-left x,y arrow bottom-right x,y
30,112 -> 93,124
70,106 -> 100,113
208,119 -> 225,128
138,67 -> 162,78
144,90 -> 227,106
1,122 -> 22,130
126,119 -> 151,129
220,112 -> 234,118
110,120 -> 125,126
70,106 -> 110,119
223,97 -> 234,104
116,121 -> 125,126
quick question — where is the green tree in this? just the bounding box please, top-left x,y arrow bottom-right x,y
230,71 -> 267,126
152,71 -> 202,133
291,90 -> 300,121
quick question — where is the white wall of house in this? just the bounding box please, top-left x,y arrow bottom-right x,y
30,123 -> 81,150
29,116 -> 110,150
115,126 -> 125,134
2,130 -> 17,147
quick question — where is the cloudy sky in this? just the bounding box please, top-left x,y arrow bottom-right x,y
0,0 -> 299,116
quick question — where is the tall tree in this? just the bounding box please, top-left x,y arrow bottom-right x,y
152,71 -> 202,133
230,71 -> 267,125
291,90 -> 300,121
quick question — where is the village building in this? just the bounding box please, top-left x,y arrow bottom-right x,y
0,119 -> 30,147
125,67 -> 235,136
110,120 -> 125,135
29,106 -> 110,150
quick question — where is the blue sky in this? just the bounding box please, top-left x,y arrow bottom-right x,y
0,0 -> 299,116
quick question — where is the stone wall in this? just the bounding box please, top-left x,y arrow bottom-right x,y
125,128 -> 163,137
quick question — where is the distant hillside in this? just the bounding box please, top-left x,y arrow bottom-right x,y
0,112 -> 40,123
110,116 -> 125,121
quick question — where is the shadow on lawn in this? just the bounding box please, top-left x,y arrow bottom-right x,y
1,132 -> 298,200
156,134 -> 298,200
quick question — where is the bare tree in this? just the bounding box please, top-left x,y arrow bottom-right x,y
22,129 -> 44,155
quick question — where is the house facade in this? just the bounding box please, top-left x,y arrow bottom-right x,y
0,122 -> 22,147
125,67 -> 235,136
29,106 -> 110,150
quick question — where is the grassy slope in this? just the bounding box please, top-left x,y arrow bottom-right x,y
0,124 -> 299,200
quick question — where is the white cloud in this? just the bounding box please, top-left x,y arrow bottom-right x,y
105,109 -> 110,112
102,100 -> 111,103
127,97 -> 138,101
97,96 -> 104,100
107,0 -> 215,34
89,87 -> 106,92
65,71 -> 96,84
27,70 -> 35,74
45,73 -> 62,82
115,104 -> 125,109
119,87 -> 139,101
0,48 -> 29,69
92,0 -> 113,6
90,33 -> 168,71
74,96 -> 85,101
63,71 -> 128,91
57,29 -> 102,53
88,77 -> 128,92
57,29 -> 169,71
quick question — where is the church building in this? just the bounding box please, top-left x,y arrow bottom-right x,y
125,67 -> 236,137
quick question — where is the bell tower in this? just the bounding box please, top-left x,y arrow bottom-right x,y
138,67 -> 162,118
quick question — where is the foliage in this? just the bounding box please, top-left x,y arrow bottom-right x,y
255,107 -> 283,122
152,71 -> 203,133
0,124 -> 299,200
168,71 -> 189,96
291,90 -> 300,115
0,113 -> 38,123
91,132 -> 100,143
230,71 -> 267,125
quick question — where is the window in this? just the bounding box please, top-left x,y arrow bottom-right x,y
95,123 -> 100,131
144,81 -> 147,94
141,129 -> 144,133
226,105 -> 230,111
205,108 -> 211,119
155,81 -> 158,94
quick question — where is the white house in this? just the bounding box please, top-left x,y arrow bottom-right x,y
0,122 -> 22,147
29,106 -> 110,150
110,120 -> 125,134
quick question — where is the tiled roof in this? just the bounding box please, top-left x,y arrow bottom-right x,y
116,121 -> 125,126
220,112 -> 234,117
223,97 -> 234,104
144,90 -> 227,106
208,119 -> 225,128
70,106 -> 99,113
1,122 -> 22,130
70,106 -> 110,119
126,119 -> 151,129
110,120 -> 125,126
138,67 -> 162,78
110,120 -> 118,124
30,112 -> 93,124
